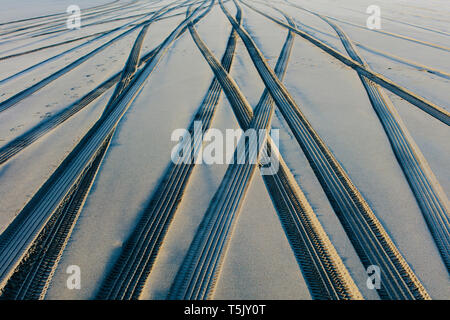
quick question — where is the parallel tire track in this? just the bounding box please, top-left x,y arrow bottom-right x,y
8,0 -> 192,41
0,3 -> 160,86
0,32 -> 108,61
0,0 -> 189,109
261,3 -> 450,81
169,9 -> 363,300
107,22 -> 151,106
0,1 -> 194,81
0,0 -> 120,27
96,1 -> 238,300
170,7 -> 268,300
0,0 -> 208,293
0,9 -> 156,299
0,2 -> 214,167
0,21 -> 147,111
324,16 -> 450,52
0,1 -> 141,39
313,13 -> 449,271
240,0 -> 450,126
0,134 -> 112,300
222,0 -> 430,300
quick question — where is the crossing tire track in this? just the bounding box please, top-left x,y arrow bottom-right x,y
220,0 -> 430,300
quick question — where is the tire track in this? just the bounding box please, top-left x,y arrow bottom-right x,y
169,8 -> 363,300
0,134 -> 112,300
0,0 -> 208,293
240,0 -> 450,126
336,6 -> 450,37
312,12 -> 449,271
324,16 -> 450,52
0,5 -> 156,299
0,74 -> 119,166
381,16 -> 450,37
24,7 -> 186,40
107,23 -> 151,107
0,11 -> 185,62
0,4 -> 159,86
0,0 -> 120,28
264,5 -> 450,81
5,0 -> 187,41
0,6 -> 145,52
0,0 -> 191,113
0,1 -> 142,39
0,2 -> 217,166
0,1 -> 190,56
0,31 -> 107,61
95,0 -> 238,300
222,0 -> 430,300
352,43 -> 450,80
